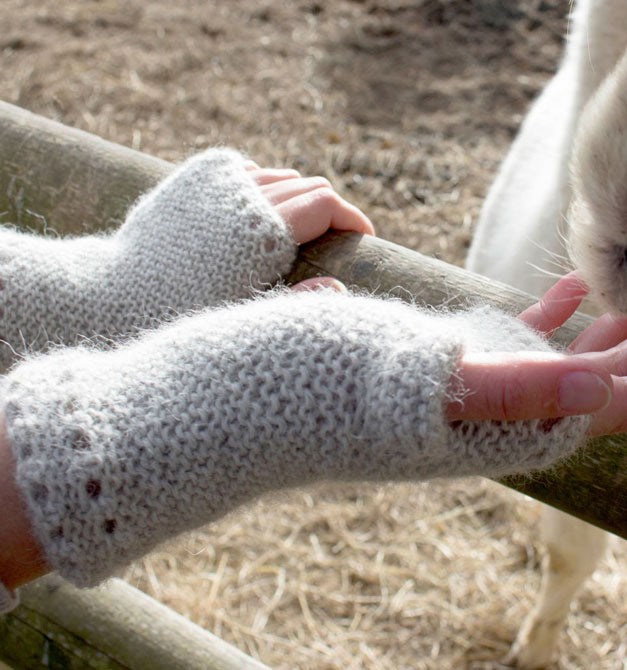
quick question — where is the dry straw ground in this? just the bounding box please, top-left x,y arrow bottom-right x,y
1,1 -> 625,668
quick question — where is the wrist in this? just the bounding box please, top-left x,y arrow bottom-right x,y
0,415 -> 48,590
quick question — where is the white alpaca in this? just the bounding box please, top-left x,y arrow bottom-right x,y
467,0 -> 627,667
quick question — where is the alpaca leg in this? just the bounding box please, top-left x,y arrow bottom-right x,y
505,507 -> 608,669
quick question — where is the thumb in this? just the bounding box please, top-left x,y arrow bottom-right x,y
447,352 -> 613,422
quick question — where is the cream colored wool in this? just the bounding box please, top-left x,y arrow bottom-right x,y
0,148 -> 296,371
3,291 -> 588,590
0,148 -> 589,611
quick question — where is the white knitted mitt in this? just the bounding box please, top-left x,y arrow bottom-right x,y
0,148 -> 297,371
2,290 -> 588,589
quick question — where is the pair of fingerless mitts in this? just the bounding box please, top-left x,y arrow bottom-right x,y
0,149 -> 588,603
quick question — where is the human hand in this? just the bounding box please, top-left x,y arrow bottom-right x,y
564,304 -> 627,438
447,272 -> 627,436
245,161 -> 375,243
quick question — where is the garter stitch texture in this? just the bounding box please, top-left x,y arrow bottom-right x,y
2,290 -> 589,588
0,148 -> 296,371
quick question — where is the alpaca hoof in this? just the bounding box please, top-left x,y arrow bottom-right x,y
502,617 -> 559,669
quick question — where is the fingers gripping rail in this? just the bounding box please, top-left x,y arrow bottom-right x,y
0,99 -> 624,670
0,99 -> 624,539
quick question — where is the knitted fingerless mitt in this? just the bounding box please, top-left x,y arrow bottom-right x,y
3,291 -> 588,588
0,148 -> 296,371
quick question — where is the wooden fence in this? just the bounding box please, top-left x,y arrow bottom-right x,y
0,575 -> 268,670
0,100 -> 624,668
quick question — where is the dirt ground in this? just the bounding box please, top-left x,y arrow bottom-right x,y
1,1 -> 625,669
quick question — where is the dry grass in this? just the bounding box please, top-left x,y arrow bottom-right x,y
1,0 -> 625,668
123,481 -> 625,670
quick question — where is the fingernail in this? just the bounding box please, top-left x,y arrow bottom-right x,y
290,278 -> 348,293
558,372 -> 612,413
328,279 -> 348,294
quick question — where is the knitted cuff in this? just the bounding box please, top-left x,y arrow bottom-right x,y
3,292 -> 588,588
0,580 -> 18,614
443,305 -> 590,477
0,148 -> 297,370
114,148 -> 298,313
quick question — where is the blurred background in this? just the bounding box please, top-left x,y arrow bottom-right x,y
1,1 -> 624,669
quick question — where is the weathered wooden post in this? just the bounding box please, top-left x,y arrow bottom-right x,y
0,102 -> 170,236
0,100 -> 624,667
0,575 -> 269,670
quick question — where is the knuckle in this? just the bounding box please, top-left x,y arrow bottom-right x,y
480,372 -> 527,422
536,297 -> 556,333
482,384 -> 507,421
500,375 -> 528,421
313,186 -> 339,204
310,176 -> 333,190
538,297 -> 551,316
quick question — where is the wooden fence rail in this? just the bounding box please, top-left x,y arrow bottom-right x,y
0,575 -> 269,670
0,100 -> 624,667
290,231 -> 627,537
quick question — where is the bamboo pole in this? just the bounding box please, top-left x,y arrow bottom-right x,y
0,100 -> 624,539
